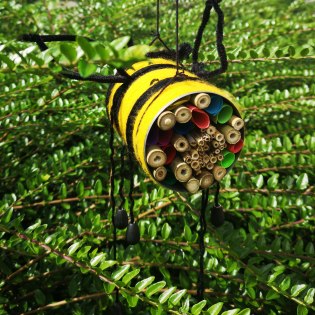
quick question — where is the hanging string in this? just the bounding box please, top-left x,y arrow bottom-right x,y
214,181 -> 220,206
197,188 -> 209,300
191,0 -> 228,78
119,146 -> 126,208
128,152 -> 135,224
175,0 -> 180,73
149,0 -> 171,51
108,112 -> 117,261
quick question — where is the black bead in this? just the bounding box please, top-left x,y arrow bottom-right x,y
126,222 -> 140,245
113,209 -> 128,229
108,301 -> 125,315
210,204 -> 225,227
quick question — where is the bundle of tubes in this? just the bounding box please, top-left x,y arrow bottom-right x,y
146,93 -> 244,193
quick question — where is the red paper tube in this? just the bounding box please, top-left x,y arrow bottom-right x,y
161,144 -> 177,165
227,138 -> 244,153
158,128 -> 174,147
187,105 -> 210,129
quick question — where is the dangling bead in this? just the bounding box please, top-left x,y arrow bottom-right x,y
108,301 -> 125,315
126,222 -> 140,245
210,204 -> 225,227
113,208 -> 129,229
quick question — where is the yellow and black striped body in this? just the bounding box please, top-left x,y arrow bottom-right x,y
106,57 -> 242,190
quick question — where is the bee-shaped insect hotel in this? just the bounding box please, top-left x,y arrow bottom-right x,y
107,56 -> 244,194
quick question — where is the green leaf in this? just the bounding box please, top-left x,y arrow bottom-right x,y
279,277 -> 291,291
297,305 -> 308,315
161,223 -> 172,240
90,253 -> 106,267
0,54 -> 15,70
296,173 -> 309,190
207,302 -> 223,314
77,36 -> 96,59
221,309 -> 240,315
184,224 -> 192,242
34,289 -> 46,305
253,174 -> 264,189
304,288 -> 315,305
99,260 -> 117,270
291,284 -> 307,297
122,268 -> 141,285
94,179 -> 103,196
237,309 -> 251,315
111,265 -> 130,281
267,174 -> 278,189
110,36 -> 130,50
60,43 -> 77,63
168,289 -> 186,306
135,276 -> 155,292
59,183 -> 67,199
78,59 -> 97,78
191,300 -> 207,315
266,289 -> 280,300
68,242 -> 81,255
2,208 -> 13,224
158,287 -> 177,304
145,281 -> 166,297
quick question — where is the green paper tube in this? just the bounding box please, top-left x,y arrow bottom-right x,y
217,104 -> 233,124
220,149 -> 235,168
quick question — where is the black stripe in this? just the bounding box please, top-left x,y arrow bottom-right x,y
111,63 -> 178,134
105,83 -> 115,120
126,76 -> 202,156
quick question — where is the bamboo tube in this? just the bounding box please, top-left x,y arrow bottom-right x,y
217,125 -> 241,144
211,140 -> 219,148
157,111 -> 176,130
210,155 -> 217,164
200,128 -> 207,133
214,148 -> 221,155
183,177 -> 200,193
228,115 -> 244,131
217,154 -> 224,161
186,134 -> 197,147
191,93 -> 211,109
146,145 -> 167,167
204,144 -> 210,151
219,139 -> 226,146
191,149 -> 199,160
153,166 -> 167,181
212,165 -> 227,181
181,151 -> 192,164
203,134 -> 211,142
171,134 -> 190,152
203,155 -> 210,164
197,171 -> 214,189
199,161 -> 205,168
191,160 -> 200,170
170,157 -> 193,182
219,145 -> 225,151
191,130 -> 205,147
206,162 -> 214,170
206,125 -> 217,136
195,169 -> 202,176
214,131 -> 224,142
173,106 -> 192,123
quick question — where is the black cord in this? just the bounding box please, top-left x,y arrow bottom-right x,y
215,181 -> 220,206
197,188 -> 209,300
149,0 -> 171,51
128,152 -> 135,223
175,0 -> 180,73
119,146 -> 126,208
108,112 -> 117,261
192,0 -> 228,78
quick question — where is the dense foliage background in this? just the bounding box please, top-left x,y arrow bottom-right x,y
0,0 -> 314,314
